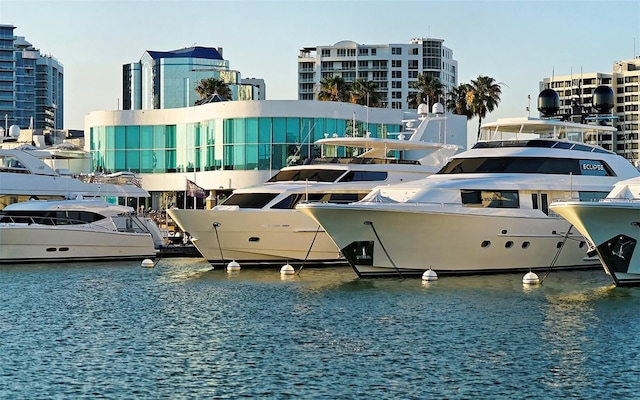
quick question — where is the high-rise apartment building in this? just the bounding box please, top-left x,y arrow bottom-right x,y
0,24 -> 63,131
122,46 -> 261,110
540,57 -> 640,164
297,38 -> 457,109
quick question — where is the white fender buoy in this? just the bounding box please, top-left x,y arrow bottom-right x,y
422,269 -> 438,281
280,263 -> 295,275
227,260 -> 241,271
522,271 -> 539,285
141,259 -> 155,268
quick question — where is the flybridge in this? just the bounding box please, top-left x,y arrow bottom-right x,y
472,139 -> 613,154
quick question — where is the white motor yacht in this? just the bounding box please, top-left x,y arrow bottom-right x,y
298,89 -> 640,277
550,176 -> 640,286
0,197 -> 164,263
0,148 -> 149,209
168,104 -> 462,267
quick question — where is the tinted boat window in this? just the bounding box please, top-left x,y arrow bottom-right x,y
267,169 -> 345,183
461,190 -> 519,208
221,193 -> 278,208
438,157 -> 614,176
338,171 -> 388,182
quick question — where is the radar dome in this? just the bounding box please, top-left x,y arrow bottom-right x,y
592,85 -> 614,113
537,89 -> 560,117
417,103 -> 429,115
8,125 -> 20,138
432,102 -> 444,114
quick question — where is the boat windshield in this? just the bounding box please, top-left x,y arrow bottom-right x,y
437,157 -> 615,176
220,193 -> 279,209
267,169 -> 345,183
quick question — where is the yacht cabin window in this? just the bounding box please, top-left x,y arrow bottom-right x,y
272,192 -> 366,209
439,157 -> 615,176
338,171 -> 388,182
461,190 -> 519,208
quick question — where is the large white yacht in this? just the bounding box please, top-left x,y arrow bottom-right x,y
168,105 -> 462,267
550,176 -> 640,286
0,197 -> 164,263
0,148 -> 149,209
298,89 -> 640,277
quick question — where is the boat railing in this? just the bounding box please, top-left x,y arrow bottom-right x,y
307,157 -> 420,165
0,215 -> 115,232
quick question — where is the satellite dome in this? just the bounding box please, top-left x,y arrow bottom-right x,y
432,102 -> 444,114
8,125 -> 20,137
537,89 -> 560,117
417,103 -> 429,115
592,85 -> 614,113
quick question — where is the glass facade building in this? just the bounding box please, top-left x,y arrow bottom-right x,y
123,46 -> 257,111
0,24 -> 63,130
90,115 -> 402,174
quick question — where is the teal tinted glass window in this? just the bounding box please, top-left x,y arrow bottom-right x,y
234,119 -> 245,144
286,117 -> 300,143
233,144 -> 245,170
126,150 -> 140,171
115,126 -> 125,149
224,119 -> 234,143
272,144 -> 287,170
259,144 -> 271,170
153,149 -> 165,172
223,145 -> 233,170
259,118 -> 271,143
165,125 -> 176,148
154,126 -> 165,149
246,118 -> 258,143
140,126 -> 153,149
125,126 -> 140,149
246,144 -> 258,170
141,150 -> 154,172
206,121 -> 215,144
273,118 -> 286,142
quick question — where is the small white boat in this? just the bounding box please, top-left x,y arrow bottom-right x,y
550,176 -> 640,286
0,197 -> 163,263
168,104 -> 462,267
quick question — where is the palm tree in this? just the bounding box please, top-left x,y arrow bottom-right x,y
466,75 -> 503,138
446,83 -> 473,119
407,74 -> 444,109
349,78 -> 381,107
317,75 -> 350,102
194,77 -> 231,105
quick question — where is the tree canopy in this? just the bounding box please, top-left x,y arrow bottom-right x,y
407,74 -> 444,109
194,77 -> 232,105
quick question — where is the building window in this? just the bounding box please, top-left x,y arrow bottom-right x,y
321,49 -> 330,57
392,81 -> 402,88
392,91 -> 402,99
371,49 -> 376,56
392,71 -> 402,79
392,47 -> 402,55
392,60 -> 402,68
408,71 -> 418,79
337,49 -> 346,57
347,49 -> 355,56
359,48 -> 369,56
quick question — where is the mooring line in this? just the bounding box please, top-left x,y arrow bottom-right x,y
540,224 -> 573,285
364,220 -> 404,280
212,222 -> 225,269
297,225 -> 321,275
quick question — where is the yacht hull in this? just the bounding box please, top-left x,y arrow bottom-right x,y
168,209 -> 345,267
0,225 -> 156,263
550,201 -> 640,286
299,204 -> 598,277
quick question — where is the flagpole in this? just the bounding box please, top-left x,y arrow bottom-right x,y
193,172 -> 196,210
184,177 -> 187,209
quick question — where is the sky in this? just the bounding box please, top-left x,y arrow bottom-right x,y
1,0 -> 639,131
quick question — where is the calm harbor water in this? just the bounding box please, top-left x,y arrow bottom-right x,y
1,258 -> 640,399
